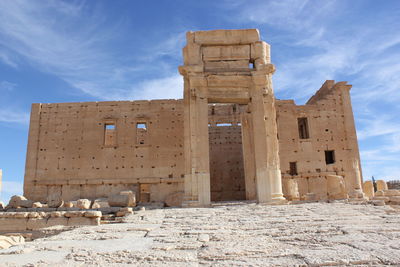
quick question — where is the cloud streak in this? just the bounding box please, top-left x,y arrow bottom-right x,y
0,0 -> 184,101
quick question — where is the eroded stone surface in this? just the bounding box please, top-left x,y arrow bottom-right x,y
1,202 -> 399,266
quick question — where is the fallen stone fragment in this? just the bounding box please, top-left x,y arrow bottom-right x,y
198,234 -> 210,242
108,191 -> 136,207
77,199 -> 91,209
8,195 -> 33,209
32,202 -> 43,208
0,235 -> 25,249
91,198 -> 109,209
47,193 -> 64,208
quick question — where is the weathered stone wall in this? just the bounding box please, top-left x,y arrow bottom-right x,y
209,125 -> 245,201
23,29 -> 364,205
24,100 -> 186,202
0,211 -> 101,232
24,86 -> 363,204
277,80 -> 363,200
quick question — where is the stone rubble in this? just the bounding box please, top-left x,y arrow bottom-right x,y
0,202 -> 399,266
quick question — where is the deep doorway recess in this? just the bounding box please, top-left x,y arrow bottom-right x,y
208,104 -> 246,201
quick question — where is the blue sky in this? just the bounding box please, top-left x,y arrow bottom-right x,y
0,0 -> 399,203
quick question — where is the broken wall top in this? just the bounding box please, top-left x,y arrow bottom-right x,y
187,29 -> 260,45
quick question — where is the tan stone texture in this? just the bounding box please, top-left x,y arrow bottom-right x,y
377,180 -> 388,191
0,235 -> 24,250
363,181 -> 375,198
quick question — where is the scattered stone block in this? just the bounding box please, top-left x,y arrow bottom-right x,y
32,202 -> 43,208
7,195 -> 33,209
97,207 -> 120,214
376,180 -> 388,191
108,191 -> 136,207
63,201 -> 75,208
47,194 -> 64,208
116,208 -> 133,217
363,181 -> 374,199
91,198 -> 109,209
76,199 -> 91,209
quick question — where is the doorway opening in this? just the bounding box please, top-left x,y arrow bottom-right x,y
208,103 -> 246,201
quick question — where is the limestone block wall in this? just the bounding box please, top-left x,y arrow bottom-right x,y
0,211 -> 101,233
24,100 -> 185,202
23,83 -> 363,203
277,80 -> 363,199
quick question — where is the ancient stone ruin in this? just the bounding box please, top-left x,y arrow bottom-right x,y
21,29 -> 367,207
2,29 -> 400,254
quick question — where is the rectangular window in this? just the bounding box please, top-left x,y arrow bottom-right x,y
325,150 -> 335,164
289,162 -> 298,176
136,122 -> 148,145
298,117 -> 310,139
104,123 -> 116,146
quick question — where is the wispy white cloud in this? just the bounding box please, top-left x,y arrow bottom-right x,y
357,116 -> 400,141
0,49 -> 18,68
0,0 -> 184,101
0,109 -> 30,125
0,81 -> 17,91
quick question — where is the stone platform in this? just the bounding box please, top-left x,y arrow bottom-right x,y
1,202 -> 400,266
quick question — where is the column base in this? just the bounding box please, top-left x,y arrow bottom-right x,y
258,196 -> 288,205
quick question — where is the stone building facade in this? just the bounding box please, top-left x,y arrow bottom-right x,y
24,29 -> 364,206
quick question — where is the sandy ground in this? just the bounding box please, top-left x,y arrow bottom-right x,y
1,202 -> 400,266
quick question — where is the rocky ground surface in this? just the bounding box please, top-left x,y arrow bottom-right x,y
1,202 -> 400,266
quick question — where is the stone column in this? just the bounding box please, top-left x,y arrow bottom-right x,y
241,111 -> 257,200
339,84 -> 363,194
182,74 -> 211,207
250,69 -> 285,203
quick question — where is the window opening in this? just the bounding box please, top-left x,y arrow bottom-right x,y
298,117 -> 310,139
216,123 -> 232,127
104,123 -> 116,146
289,162 -> 298,176
325,150 -> 335,164
136,122 -> 148,144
